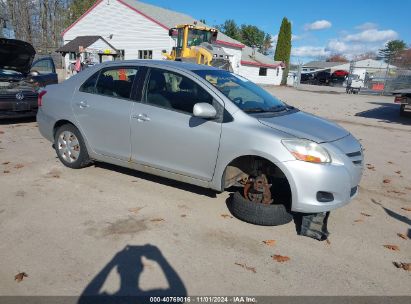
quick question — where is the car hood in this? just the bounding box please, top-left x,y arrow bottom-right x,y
258,111 -> 349,143
0,38 -> 36,74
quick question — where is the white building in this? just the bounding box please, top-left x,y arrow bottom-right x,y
60,0 -> 284,85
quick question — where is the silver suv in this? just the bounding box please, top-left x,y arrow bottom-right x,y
37,60 -> 363,217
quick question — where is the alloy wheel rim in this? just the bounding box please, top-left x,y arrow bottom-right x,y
58,131 -> 80,163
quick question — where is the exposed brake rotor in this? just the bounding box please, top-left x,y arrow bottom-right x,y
243,174 -> 273,204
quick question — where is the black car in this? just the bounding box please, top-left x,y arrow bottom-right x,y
313,71 -> 331,85
0,38 -> 58,118
300,72 -> 314,84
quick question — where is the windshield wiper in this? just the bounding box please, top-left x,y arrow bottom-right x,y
243,108 -> 268,113
243,106 -> 287,113
266,106 -> 287,112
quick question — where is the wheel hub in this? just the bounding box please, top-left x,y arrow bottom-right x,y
58,131 -> 80,163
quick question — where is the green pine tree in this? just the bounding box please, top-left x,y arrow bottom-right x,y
65,0 -> 96,27
379,40 -> 407,63
274,17 -> 292,85
216,19 -> 241,41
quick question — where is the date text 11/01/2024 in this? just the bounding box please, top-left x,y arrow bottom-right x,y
149,296 -> 257,303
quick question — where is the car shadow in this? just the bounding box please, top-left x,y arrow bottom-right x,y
354,102 -> 411,125
94,162 -> 217,198
371,198 -> 411,226
0,116 -> 36,125
78,244 -> 187,304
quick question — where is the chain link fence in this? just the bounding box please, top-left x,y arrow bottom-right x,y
362,66 -> 411,95
292,55 -> 411,95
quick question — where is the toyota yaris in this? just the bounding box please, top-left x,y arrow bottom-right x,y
37,60 -> 363,221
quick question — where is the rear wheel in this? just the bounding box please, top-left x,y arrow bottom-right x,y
400,104 -> 406,116
54,124 -> 91,169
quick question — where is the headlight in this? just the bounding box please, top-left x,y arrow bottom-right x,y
282,139 -> 331,163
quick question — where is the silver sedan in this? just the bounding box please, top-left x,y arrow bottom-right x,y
37,60 -> 363,218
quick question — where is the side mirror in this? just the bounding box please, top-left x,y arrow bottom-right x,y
193,103 -> 217,119
30,70 -> 39,76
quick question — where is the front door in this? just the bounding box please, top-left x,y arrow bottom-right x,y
31,58 -> 58,86
130,68 -> 222,181
72,67 -> 138,160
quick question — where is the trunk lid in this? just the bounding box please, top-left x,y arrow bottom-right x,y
0,38 -> 36,74
258,111 -> 349,143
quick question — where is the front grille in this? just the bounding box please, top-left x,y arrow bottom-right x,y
346,150 -> 363,166
350,186 -> 358,197
346,151 -> 362,157
0,91 -> 38,101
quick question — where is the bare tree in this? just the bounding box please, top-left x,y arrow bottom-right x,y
3,0 -> 68,52
5,0 -> 35,43
325,54 -> 349,63
353,52 -> 377,61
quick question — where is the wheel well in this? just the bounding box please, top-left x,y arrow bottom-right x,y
223,155 -> 292,207
53,120 -> 75,137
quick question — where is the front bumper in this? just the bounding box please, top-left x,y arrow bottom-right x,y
283,134 -> 363,213
0,94 -> 38,119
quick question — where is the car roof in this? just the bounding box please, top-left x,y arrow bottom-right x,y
98,60 -> 221,71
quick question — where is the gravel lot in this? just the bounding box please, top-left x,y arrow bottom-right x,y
0,86 -> 410,297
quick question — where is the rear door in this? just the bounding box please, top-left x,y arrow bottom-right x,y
31,58 -> 58,86
129,67 -> 223,181
72,66 -> 139,160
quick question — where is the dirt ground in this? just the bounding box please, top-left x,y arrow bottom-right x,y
0,86 -> 410,297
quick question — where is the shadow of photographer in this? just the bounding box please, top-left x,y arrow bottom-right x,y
78,244 -> 186,304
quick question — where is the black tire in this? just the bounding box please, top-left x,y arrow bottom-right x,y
400,104 -> 406,117
54,124 -> 91,169
227,191 -> 293,226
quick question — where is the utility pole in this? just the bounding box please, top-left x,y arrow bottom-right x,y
382,55 -> 391,96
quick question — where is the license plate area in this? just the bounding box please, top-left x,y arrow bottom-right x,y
13,101 -> 30,111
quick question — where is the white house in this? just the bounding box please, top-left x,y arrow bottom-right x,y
60,0 -> 284,85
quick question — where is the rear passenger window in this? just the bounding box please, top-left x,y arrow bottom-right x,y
95,68 -> 138,99
87,67 -> 138,99
145,68 -> 213,114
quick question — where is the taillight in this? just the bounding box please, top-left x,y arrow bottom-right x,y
38,90 -> 47,107
394,95 -> 406,103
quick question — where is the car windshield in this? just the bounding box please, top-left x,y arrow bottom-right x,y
194,69 -> 287,113
0,69 -> 22,77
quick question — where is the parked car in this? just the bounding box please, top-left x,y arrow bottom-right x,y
393,89 -> 411,116
0,38 -> 58,119
313,71 -> 331,85
300,72 -> 314,84
330,70 -> 348,86
37,60 -> 363,223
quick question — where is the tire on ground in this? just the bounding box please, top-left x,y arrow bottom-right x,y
227,191 -> 293,226
54,124 -> 91,169
400,104 -> 406,117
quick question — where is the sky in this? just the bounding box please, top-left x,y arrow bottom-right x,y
142,0 -> 411,63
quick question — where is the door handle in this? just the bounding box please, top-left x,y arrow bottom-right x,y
77,101 -> 89,108
132,113 -> 150,122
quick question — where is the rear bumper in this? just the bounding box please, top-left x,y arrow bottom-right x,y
36,108 -> 55,142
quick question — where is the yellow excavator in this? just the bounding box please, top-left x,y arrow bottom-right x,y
163,23 -> 233,71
